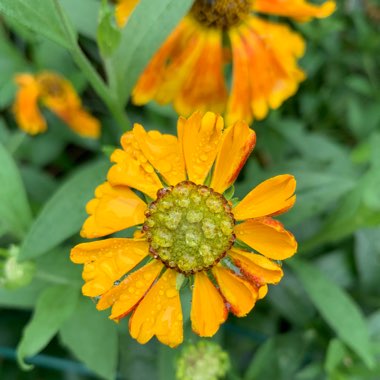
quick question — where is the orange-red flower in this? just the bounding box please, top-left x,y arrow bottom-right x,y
71,111 -> 297,347
118,0 -> 335,125
13,72 -> 100,138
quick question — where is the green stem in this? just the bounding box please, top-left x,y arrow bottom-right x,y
55,0 -> 130,131
71,45 -> 131,130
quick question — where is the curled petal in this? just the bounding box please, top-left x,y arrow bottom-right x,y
132,22 -> 191,105
210,121 -> 256,193
129,269 -> 183,347
227,17 -> 305,125
179,111 -> 223,184
174,26 -> 227,116
133,18 -> 227,116
212,266 -> 258,317
253,0 -> 336,22
233,175 -> 296,220
191,272 -> 227,337
108,131 -> 163,199
64,108 -> 100,138
70,238 -> 149,297
97,260 -> 164,319
234,217 -> 297,260
12,74 -> 46,134
81,182 -> 147,239
133,124 -> 186,186
228,248 -> 283,286
36,72 -> 100,138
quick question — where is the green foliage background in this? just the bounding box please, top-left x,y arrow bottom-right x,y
0,0 -> 379,379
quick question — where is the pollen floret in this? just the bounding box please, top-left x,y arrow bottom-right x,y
190,0 -> 252,29
144,181 -> 235,274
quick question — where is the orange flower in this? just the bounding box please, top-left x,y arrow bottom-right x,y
13,72 -> 100,138
126,0 -> 336,125
71,111 -> 297,347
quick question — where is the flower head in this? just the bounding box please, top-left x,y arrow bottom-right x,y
128,0 -> 335,125
13,72 -> 100,138
71,111 -> 297,347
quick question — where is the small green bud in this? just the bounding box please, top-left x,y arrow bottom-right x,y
176,341 -> 230,380
0,246 -> 35,290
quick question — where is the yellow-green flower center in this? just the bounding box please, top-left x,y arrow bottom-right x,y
191,0 -> 251,29
144,181 -> 235,275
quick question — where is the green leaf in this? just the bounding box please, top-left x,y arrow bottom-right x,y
244,333 -> 309,380
17,285 -> 79,369
20,160 -> 109,260
20,165 -> 58,204
35,247 -> 82,286
0,0 -> 76,49
290,258 -> 375,368
0,25 -> 28,108
0,278 -> 46,309
59,298 -> 118,380
354,228 -> 380,293
60,0 -> 99,39
107,0 -> 193,105
325,339 -> 348,374
0,141 -> 32,238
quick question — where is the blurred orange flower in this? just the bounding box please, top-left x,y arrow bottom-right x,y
118,0 -> 335,125
71,111 -> 297,347
13,72 -> 100,138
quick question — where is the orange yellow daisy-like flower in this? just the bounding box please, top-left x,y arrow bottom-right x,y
118,0 -> 335,125
12,72 -> 100,138
71,111 -> 297,347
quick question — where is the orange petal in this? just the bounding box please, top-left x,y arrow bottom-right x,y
81,182 -> 147,238
174,26 -> 227,116
153,18 -> 208,107
65,108 -> 101,138
234,217 -> 297,260
253,0 -> 336,22
97,260 -> 164,319
191,272 -> 227,337
129,269 -> 183,347
210,121 -> 256,193
212,266 -> 258,317
12,74 -> 47,135
70,238 -> 149,297
227,17 -> 305,125
233,175 -> 296,220
133,124 -> 186,186
115,0 -> 140,27
108,131 -> 163,199
228,248 -> 283,286
180,111 -> 223,184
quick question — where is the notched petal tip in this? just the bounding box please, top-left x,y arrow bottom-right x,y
129,269 -> 184,347
211,120 -> 256,193
233,174 -> 296,220
234,217 -> 298,260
